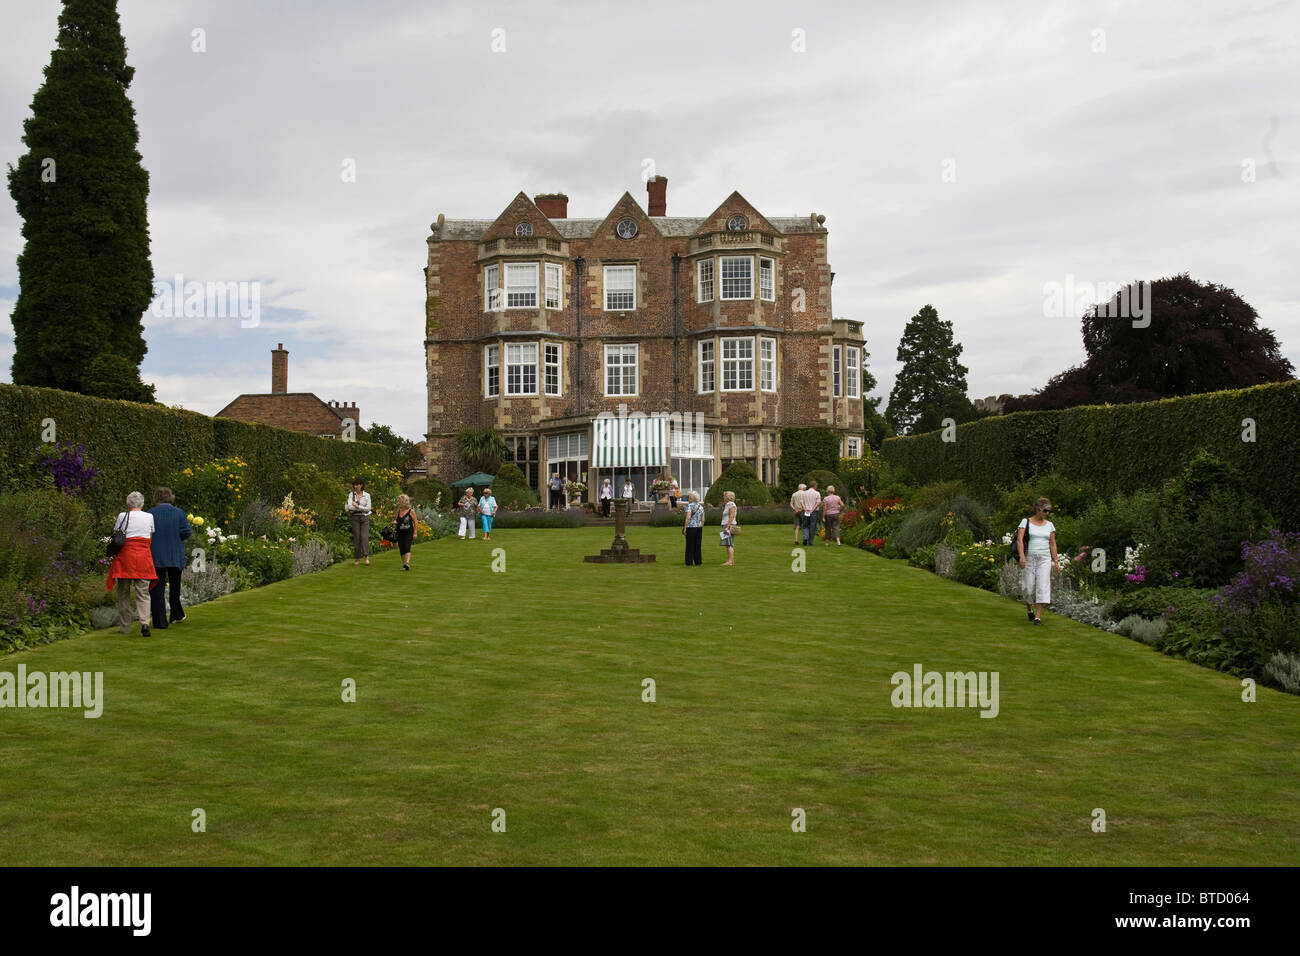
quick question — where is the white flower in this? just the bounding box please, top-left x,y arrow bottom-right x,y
1001,533 -> 1012,546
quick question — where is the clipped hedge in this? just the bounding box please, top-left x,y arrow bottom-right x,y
778,427 -> 839,494
879,380 -> 1300,528
0,383 -> 392,516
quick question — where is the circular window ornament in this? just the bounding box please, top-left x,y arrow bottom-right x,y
726,214 -> 748,232
515,222 -> 533,237
616,218 -> 639,239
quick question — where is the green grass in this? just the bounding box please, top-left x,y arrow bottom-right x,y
2,525 -> 1297,865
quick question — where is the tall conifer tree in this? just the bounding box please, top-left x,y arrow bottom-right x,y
886,305 -> 971,435
7,0 -> 155,401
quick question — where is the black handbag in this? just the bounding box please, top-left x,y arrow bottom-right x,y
380,524 -> 398,543
106,513 -> 128,558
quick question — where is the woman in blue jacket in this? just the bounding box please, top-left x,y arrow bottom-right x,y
148,487 -> 193,629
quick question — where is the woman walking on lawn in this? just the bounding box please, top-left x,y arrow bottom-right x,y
394,494 -> 417,570
106,491 -> 157,636
346,478 -> 372,566
822,485 -> 843,546
457,487 -> 477,539
1017,497 -> 1058,625
682,491 -> 704,566
719,490 -> 738,566
478,486 -> 498,540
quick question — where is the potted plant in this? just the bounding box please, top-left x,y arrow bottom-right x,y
564,479 -> 587,508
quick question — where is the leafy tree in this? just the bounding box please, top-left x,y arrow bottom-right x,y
1007,274 -> 1294,412
7,0 -> 155,402
455,428 -> 507,475
704,461 -> 771,507
886,305 -> 970,434
365,422 -> 419,466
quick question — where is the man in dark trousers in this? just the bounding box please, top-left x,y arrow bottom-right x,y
148,487 -> 193,629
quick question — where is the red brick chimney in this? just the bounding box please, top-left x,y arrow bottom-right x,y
646,175 -> 667,216
535,193 -> 568,219
271,343 -> 288,394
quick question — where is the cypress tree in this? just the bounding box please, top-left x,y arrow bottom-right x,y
7,0 -> 155,402
886,304 -> 971,435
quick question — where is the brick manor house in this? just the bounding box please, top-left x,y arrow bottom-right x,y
423,176 -> 865,502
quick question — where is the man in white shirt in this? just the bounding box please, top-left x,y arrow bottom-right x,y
790,483 -> 807,544
801,482 -> 822,546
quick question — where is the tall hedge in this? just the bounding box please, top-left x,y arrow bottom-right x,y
879,380 -> 1300,528
0,383 -> 392,515
778,427 -> 839,491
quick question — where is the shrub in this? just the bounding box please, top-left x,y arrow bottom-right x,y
495,463 -> 527,486
290,538 -> 334,576
1106,586 -> 1216,621
837,453 -> 882,501
36,442 -> 101,496
1141,454 -> 1271,587
911,480 -> 967,512
491,483 -> 541,510
1115,615 -> 1169,646
954,541 -> 1001,591
705,461 -> 772,507
1262,652 -> 1300,695
236,498 -> 280,538
165,456 -> 249,525
179,563 -> 240,607
284,462 -> 348,526
802,469 -> 843,496
413,505 -> 459,539
892,507 -> 946,556
1073,489 -> 1160,590
909,542 -> 939,570
408,476 -> 453,510
207,537 -> 293,588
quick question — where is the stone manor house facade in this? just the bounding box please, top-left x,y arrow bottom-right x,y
423,177 -> 865,502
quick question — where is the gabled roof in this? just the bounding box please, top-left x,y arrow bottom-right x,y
690,190 -> 779,237
588,191 -> 661,240
479,191 -> 565,243
215,392 -> 351,422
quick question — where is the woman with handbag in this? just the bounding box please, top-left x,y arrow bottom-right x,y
345,478 -> 372,566
105,491 -> 158,636
457,487 -> 477,539
394,494 -> 417,570
1018,497 -> 1058,625
719,490 -> 738,566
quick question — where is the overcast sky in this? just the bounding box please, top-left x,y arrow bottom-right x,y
2,0 -> 1297,439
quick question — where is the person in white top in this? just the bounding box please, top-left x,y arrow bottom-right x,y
790,483 -> 807,544
801,482 -> 822,546
599,478 -> 613,517
1017,497 -> 1058,625
345,479 -> 372,566
669,476 -> 680,509
622,479 -> 635,501
105,491 -> 157,636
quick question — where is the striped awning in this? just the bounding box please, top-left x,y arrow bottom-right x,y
592,415 -> 665,468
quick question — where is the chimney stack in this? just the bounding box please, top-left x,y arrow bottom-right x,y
535,193 -> 568,219
272,343 -> 288,394
646,175 -> 667,216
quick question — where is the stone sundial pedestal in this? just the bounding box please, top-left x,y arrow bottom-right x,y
584,498 -> 656,563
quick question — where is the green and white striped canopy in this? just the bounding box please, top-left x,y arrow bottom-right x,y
591,414 -> 665,468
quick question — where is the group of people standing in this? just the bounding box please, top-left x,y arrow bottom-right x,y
789,481 -> 844,546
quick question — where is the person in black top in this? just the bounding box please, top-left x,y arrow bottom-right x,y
394,494 -> 417,570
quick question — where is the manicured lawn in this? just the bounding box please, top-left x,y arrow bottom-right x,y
2,525 -> 1297,865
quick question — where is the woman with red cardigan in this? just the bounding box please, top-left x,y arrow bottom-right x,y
106,491 -> 158,636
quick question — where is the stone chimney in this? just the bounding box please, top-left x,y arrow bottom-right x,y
646,175 -> 667,216
272,343 -> 288,394
535,193 -> 568,219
